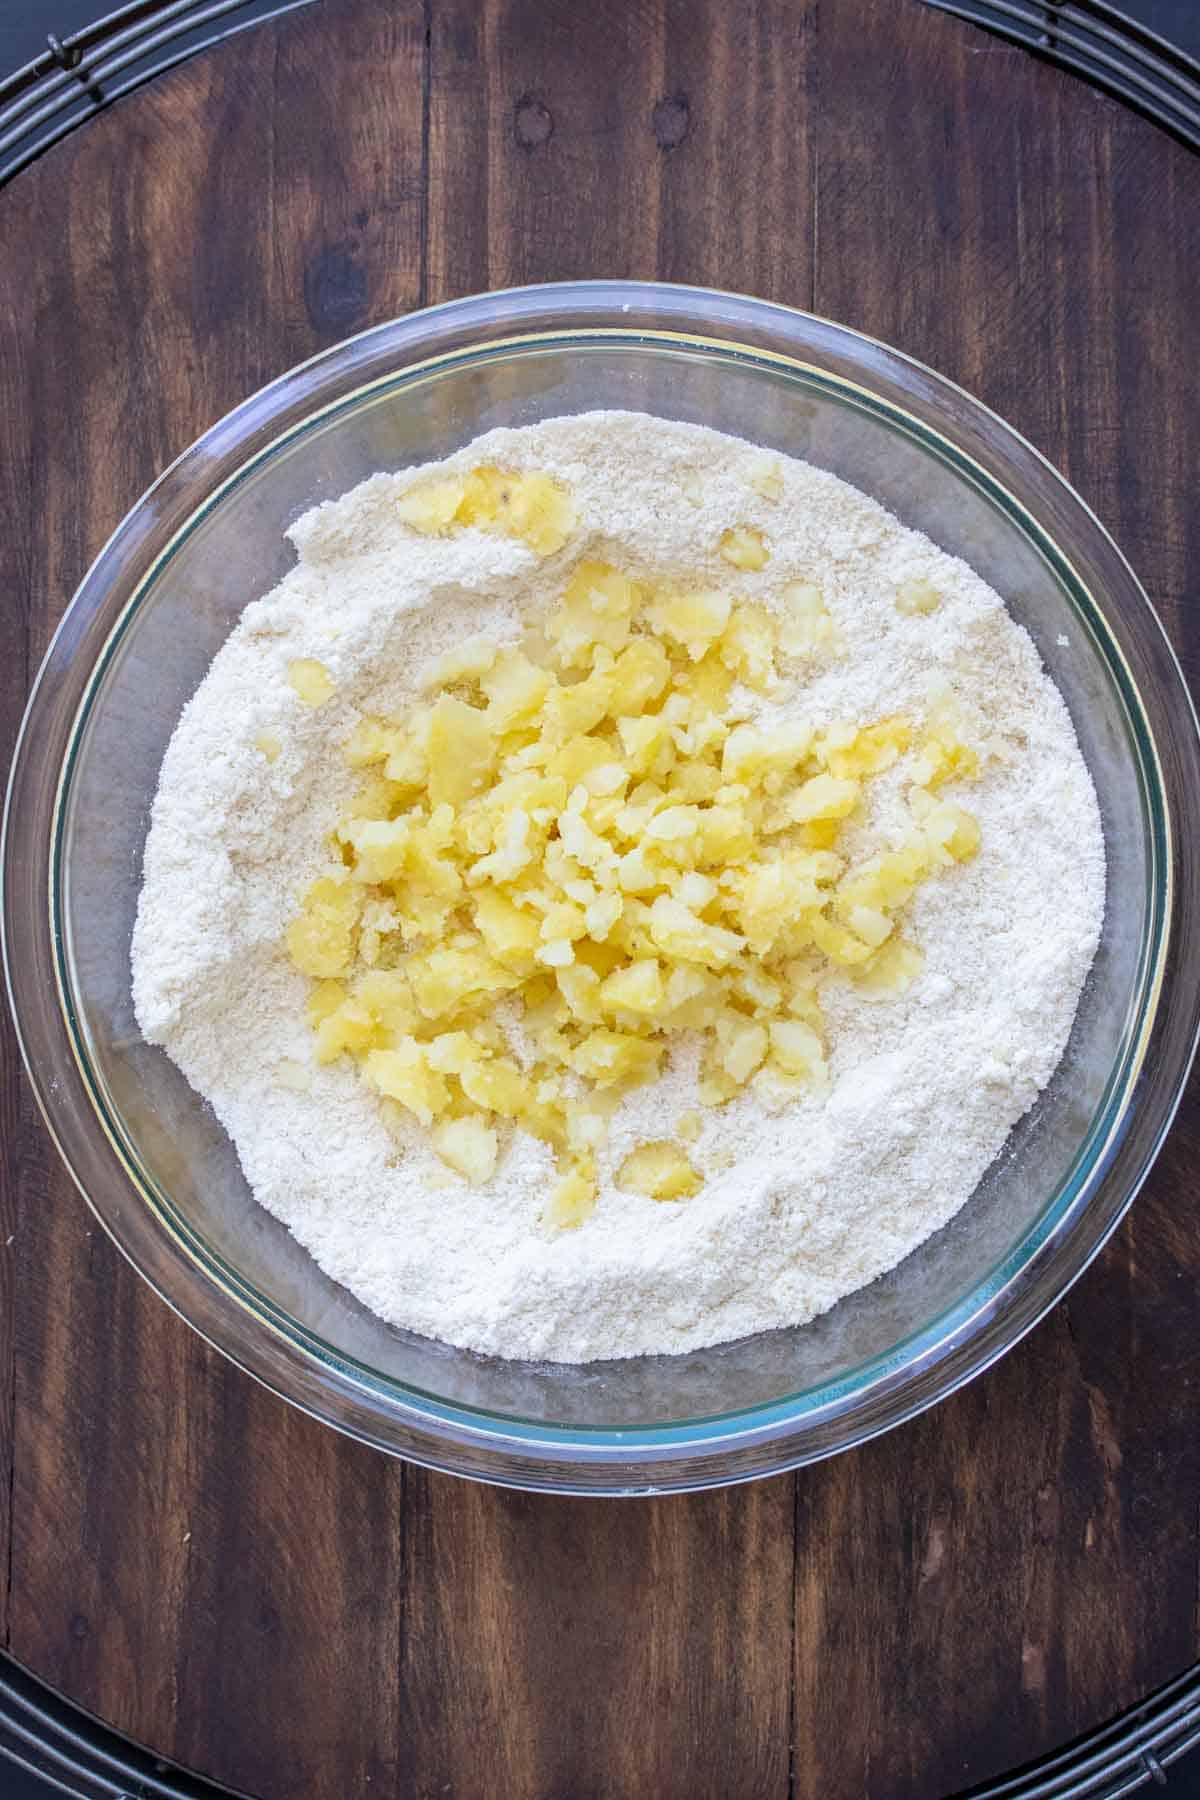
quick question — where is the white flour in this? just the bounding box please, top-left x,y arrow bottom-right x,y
131,412 -> 1105,1363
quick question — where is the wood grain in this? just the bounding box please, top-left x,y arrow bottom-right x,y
791,9 -> 1200,1792
0,0 -> 1198,1795
398,1474 -> 794,1800
0,7 -> 423,1793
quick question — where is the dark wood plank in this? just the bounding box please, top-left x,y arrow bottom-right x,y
428,0 -> 815,306
0,3 -> 422,1791
421,10 -> 809,1795
428,0 -> 663,297
649,0 -> 815,303
0,233 -> 37,1649
399,1472 -> 795,1800
799,7 -> 1200,1793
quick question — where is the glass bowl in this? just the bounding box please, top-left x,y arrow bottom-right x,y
5,282 -> 1199,1494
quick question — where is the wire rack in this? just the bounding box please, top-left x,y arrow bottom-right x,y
3,1645 -> 1200,1799
0,1654 -> 241,1797
920,0 -> 1200,147
962,1664 -> 1200,1797
2,0 -> 1200,1795
0,0 -> 314,185
2,0 -> 1196,188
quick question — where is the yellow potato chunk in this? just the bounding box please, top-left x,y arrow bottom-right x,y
545,1160 -> 599,1230
433,1116 -> 499,1183
677,1110 -> 703,1144
315,999 -> 379,1064
286,876 -> 361,977
459,466 -> 576,556
648,897 -> 743,970
720,602 -> 778,690
609,636 -> 672,710
427,695 -> 496,808
616,1141 -> 702,1201
650,589 -> 732,661
768,1018 -> 827,1082
255,731 -> 282,763
600,959 -> 666,1018
339,817 -> 412,884
548,561 -> 639,666
409,946 -> 519,1019
481,650 -> 552,731
745,455 -> 784,501
354,970 -> 418,1035
286,542 -> 982,1223
896,578 -> 941,616
398,466 -> 575,556
572,1029 -> 662,1087
717,1014 -> 768,1085
732,860 -> 827,956
397,477 -> 468,535
779,581 -> 838,657
821,718 -> 911,780
911,788 -> 981,863
364,1042 -> 451,1126
912,730 -> 979,789
719,526 -> 769,570
342,717 -> 397,769
810,911 -> 877,967
460,1057 -> 528,1117
723,721 -> 813,783
287,659 -> 335,707
473,889 -> 542,970
307,979 -> 347,1026
854,938 -> 925,996
787,773 -> 860,825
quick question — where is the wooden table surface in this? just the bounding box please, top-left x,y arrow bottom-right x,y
2,2 -> 1199,1795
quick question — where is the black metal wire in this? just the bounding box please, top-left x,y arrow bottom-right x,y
4,1642 -> 1200,1800
920,0 -> 1200,149
0,1654 -> 243,1798
1,0 -> 1200,1794
962,1664 -> 1200,1796
0,0 -> 315,184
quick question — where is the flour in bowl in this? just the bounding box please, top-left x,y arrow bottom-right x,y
131,412 -> 1104,1362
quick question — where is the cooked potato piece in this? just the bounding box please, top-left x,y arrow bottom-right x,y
719,526 -> 769,571
433,1116 -> 499,1183
616,1142 -> 702,1200
287,659 -> 335,706
285,533 -> 980,1221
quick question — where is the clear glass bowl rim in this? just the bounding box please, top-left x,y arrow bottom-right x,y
5,280 -> 1200,1494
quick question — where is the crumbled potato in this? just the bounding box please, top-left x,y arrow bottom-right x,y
545,1159 -> 599,1229
720,602 -> 778,691
397,465 -> 576,556
255,732 -> 282,763
745,456 -> 784,502
616,1141 -> 702,1200
778,581 -> 838,658
650,589 -> 731,661
287,659 -> 335,706
719,526 -> 770,571
432,1116 -> 499,1183
896,578 -> 941,617
286,875 -> 361,977
285,541 -> 980,1209
854,938 -> 924,997
396,478 -> 467,535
